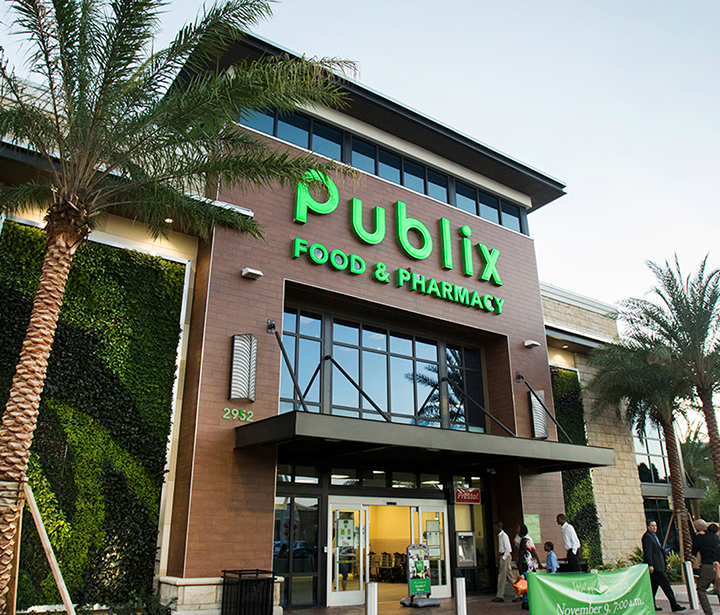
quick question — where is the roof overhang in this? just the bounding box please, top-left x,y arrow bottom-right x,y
235,412 -> 614,475
213,35 -> 566,211
640,483 -> 706,501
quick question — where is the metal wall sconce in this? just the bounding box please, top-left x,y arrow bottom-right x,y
529,390 -> 548,439
241,267 -> 263,280
524,339 -> 541,348
229,334 -> 257,401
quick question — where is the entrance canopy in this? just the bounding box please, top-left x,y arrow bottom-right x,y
235,412 -> 614,474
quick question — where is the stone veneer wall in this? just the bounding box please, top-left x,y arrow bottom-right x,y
158,577 -> 284,615
542,296 -> 618,342
541,291 -> 646,564
575,354 -> 647,564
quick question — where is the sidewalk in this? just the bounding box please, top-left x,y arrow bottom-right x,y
287,584 -> 718,615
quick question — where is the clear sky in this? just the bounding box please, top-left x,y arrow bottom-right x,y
4,0 -> 720,307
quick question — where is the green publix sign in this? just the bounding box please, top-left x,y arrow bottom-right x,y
292,171 -> 506,315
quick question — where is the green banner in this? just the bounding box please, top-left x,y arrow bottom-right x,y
527,565 -> 654,615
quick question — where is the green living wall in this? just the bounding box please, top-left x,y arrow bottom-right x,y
0,220 -> 185,608
551,366 -> 603,568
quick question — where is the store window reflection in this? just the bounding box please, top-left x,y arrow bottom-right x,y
634,425 -> 669,484
280,306 -> 485,431
273,496 -> 319,606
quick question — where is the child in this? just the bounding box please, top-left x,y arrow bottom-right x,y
544,541 -> 559,573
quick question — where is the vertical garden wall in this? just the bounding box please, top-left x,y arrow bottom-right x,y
551,366 -> 603,568
0,220 -> 185,608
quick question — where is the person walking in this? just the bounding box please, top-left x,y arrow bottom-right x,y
492,521 -> 516,603
556,513 -> 581,572
692,519 -> 719,615
642,519 -> 686,612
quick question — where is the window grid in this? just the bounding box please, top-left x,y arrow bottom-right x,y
634,425 -> 669,484
240,109 -> 526,234
280,306 -> 485,431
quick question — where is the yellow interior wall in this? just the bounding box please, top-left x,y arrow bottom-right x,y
454,504 -> 472,531
369,506 -> 411,555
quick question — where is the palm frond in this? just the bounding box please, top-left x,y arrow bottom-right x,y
0,181 -> 54,215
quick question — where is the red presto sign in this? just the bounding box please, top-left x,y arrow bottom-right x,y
454,488 -> 481,504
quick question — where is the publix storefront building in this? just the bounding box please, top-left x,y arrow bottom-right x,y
160,35 -> 615,612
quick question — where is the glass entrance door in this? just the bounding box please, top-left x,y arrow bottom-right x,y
419,506 -> 449,597
328,503 -> 368,606
328,497 -> 450,605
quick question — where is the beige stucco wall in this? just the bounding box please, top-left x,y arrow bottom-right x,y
542,289 -> 646,564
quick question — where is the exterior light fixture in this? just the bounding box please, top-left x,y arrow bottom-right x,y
164,217 -> 173,224
229,334 -> 257,401
241,267 -> 263,280
529,390 -> 548,439
523,340 -> 541,348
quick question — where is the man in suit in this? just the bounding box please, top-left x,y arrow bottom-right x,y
642,519 -> 686,612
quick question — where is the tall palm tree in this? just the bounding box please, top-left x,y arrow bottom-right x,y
587,341 -> 694,560
0,0 -> 352,608
681,424 -> 715,518
621,257 -> 720,484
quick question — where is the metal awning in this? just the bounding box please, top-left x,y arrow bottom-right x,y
235,412 -> 615,475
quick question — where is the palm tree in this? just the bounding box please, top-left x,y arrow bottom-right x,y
587,341 -> 694,560
681,424 -> 715,518
0,0 -> 352,608
621,257 -> 720,485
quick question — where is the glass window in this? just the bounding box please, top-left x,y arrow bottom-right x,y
277,465 -> 293,483
274,496 -> 319,606
362,326 -> 387,351
446,346 -> 485,432
331,469 -> 359,486
283,307 -> 297,333
390,356 -> 414,416
392,472 -> 417,488
420,474 -> 443,490
299,312 -> 322,338
364,470 -> 387,487
352,138 -> 376,174
280,335 -> 296,401
403,160 -> 425,193
456,182 -> 477,215
478,191 -> 500,224
296,467 -> 319,484
333,319 -> 359,345
312,122 -> 343,160
501,202 -> 522,233
378,149 -> 401,184
362,351 -> 388,414
333,345 -> 359,408
298,338 -> 321,403
390,331 -> 413,356
277,113 -> 310,148
427,169 -> 448,202
241,109 -> 275,134
416,338 -> 438,362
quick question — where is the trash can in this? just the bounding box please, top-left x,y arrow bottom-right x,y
222,569 -> 275,615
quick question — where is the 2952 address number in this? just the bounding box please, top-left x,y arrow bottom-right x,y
222,407 -> 253,422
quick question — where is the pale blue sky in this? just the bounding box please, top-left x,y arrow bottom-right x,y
4,0 -> 720,306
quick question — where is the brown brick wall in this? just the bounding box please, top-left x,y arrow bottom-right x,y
168,156 -> 558,577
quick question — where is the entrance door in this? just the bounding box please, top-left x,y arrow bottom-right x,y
328,497 -> 450,605
327,502 -> 369,606
417,505 -> 450,598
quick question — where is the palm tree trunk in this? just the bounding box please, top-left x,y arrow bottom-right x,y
0,232 -> 77,614
698,389 -> 720,484
660,418 -> 692,561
